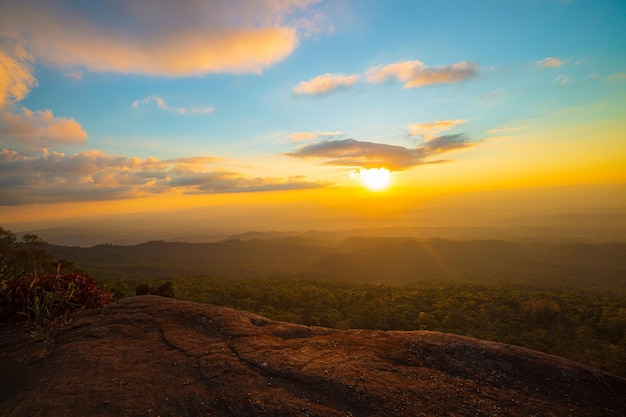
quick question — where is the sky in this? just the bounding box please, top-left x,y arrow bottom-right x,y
1,0 -> 625,242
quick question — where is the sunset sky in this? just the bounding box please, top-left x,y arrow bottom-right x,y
1,0 -> 625,241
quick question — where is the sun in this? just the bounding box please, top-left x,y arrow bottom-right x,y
359,168 -> 391,191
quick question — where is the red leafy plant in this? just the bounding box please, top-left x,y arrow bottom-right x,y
0,273 -> 113,325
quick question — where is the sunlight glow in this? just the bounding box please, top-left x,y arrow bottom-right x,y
358,168 -> 391,191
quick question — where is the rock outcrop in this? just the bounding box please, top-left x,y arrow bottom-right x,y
1,295 -> 625,416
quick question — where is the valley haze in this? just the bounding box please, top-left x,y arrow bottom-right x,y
5,183 -> 624,246
1,1 -> 625,248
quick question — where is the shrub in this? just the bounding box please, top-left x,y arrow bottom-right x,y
0,272 -> 113,325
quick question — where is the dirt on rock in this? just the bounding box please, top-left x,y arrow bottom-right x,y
1,295 -> 625,417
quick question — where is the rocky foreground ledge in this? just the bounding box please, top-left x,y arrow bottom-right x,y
1,296 -> 625,417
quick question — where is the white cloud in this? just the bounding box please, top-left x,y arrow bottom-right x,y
555,74 -> 571,86
608,72 -> 626,81
132,96 -> 213,115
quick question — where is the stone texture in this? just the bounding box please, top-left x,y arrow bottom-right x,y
1,295 -> 625,416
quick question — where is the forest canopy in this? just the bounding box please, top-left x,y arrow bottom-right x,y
2,226 -> 625,376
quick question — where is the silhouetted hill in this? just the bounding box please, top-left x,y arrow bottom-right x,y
47,239 -> 336,280
304,238 -> 524,283
303,239 -> 626,286
1,296 -> 624,416
46,237 -> 626,288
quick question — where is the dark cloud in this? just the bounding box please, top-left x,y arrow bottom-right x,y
0,148 -> 330,205
187,175 -> 329,194
285,134 -> 474,170
424,134 -> 473,153
285,139 -> 421,170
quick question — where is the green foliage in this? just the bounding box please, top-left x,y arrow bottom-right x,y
0,273 -> 113,324
0,226 -> 114,325
44,237 -> 626,288
162,275 -> 626,377
1,226 -> 55,280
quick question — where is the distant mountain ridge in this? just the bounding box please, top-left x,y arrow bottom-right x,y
46,237 -> 626,288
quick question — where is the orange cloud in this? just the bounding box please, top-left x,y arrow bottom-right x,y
0,42 -> 88,151
366,60 -> 477,88
0,108 -> 87,150
0,44 -> 37,109
294,73 -> 360,95
537,57 -> 566,68
289,131 -> 343,142
408,120 -> 466,140
1,0 -> 321,76
295,60 -> 478,94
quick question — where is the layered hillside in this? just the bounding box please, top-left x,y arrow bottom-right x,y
46,238 -> 626,287
1,296 -> 625,416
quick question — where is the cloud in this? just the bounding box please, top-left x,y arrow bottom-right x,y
285,134 -> 474,171
424,134 -> 473,154
180,174 -> 329,194
286,139 -> 422,170
294,73 -> 360,95
290,7 -> 332,37
289,130 -> 343,142
408,120 -> 466,140
294,59 -> 478,95
608,72 -> 626,81
537,57 -> 566,68
0,43 -> 37,110
0,148 -> 328,205
0,0 -> 322,77
555,74 -> 571,86
366,60 -> 478,88
0,43 -> 88,151
0,108 -> 87,150
132,96 -> 213,115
